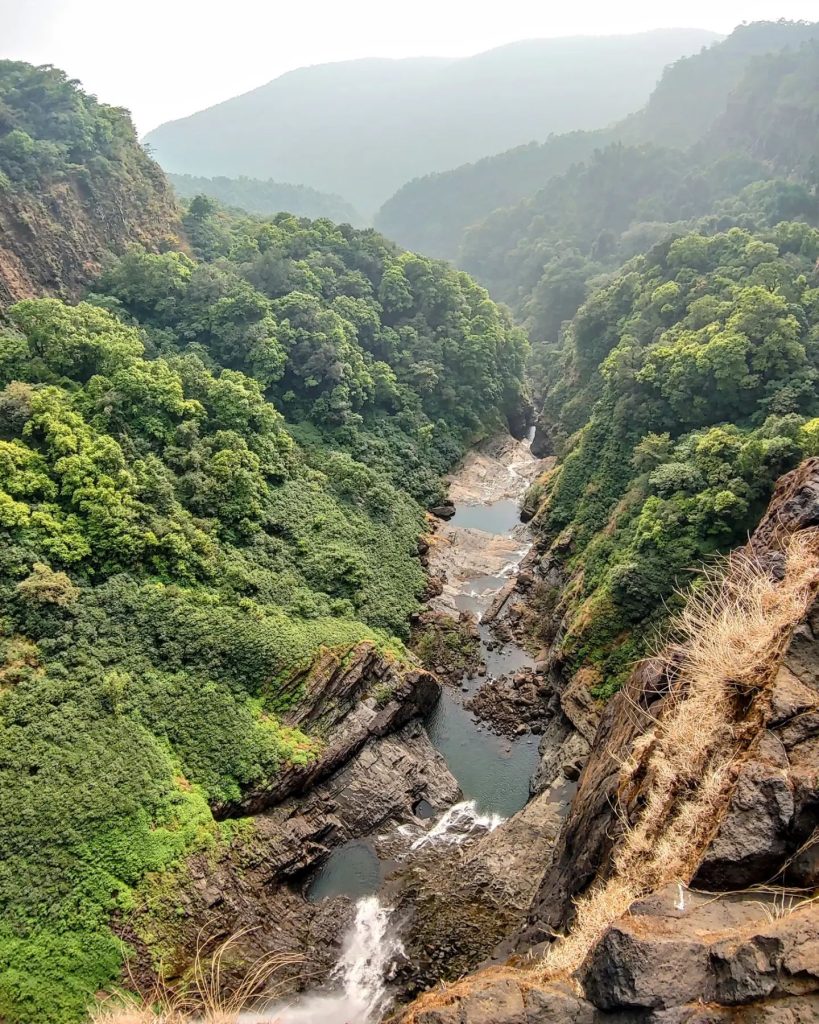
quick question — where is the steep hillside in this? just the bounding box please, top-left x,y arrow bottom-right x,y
519,224 -> 819,697
0,151 -> 529,1024
143,30 -> 718,216
0,62 -> 180,306
375,20 -> 819,260
168,172 -> 364,225
396,458 -> 819,1022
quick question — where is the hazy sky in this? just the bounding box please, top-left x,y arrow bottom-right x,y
3,0 -> 818,134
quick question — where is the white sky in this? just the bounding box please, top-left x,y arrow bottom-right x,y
3,0 -> 818,134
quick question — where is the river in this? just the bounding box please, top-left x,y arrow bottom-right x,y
245,432 -> 547,1023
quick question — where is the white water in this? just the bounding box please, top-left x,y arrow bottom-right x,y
242,897 -> 402,1024
409,799 -> 504,850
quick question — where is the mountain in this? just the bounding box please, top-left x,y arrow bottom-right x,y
143,29 -> 720,217
0,62 -> 180,305
168,172 -> 364,224
375,20 -> 819,258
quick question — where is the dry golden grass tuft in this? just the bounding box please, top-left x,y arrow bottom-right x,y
539,531 -> 819,980
90,929 -> 301,1024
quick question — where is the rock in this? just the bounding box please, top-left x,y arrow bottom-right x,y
530,420 -> 555,458
694,731 -> 794,889
391,975 -> 596,1023
580,884 -> 819,1012
123,719 -> 460,1000
215,641 -> 441,817
430,503 -> 456,520
559,669 -> 602,744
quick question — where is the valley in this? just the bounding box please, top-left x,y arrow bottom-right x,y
0,16 -> 818,1024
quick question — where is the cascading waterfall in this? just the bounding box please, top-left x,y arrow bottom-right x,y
243,896 -> 402,1024
409,800 -> 504,850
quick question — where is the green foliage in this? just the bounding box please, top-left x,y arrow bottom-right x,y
532,226 -> 819,692
169,173 -> 363,224
0,187 -> 528,1019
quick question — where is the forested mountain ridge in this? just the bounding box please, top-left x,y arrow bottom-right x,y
169,172 -> 364,226
522,223 -> 819,695
375,20 -> 819,259
0,62 -> 181,305
458,31 -> 819,352
142,29 -> 718,216
0,73 -> 529,1024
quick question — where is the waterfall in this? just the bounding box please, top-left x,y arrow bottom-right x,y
410,799 -> 504,850
243,896 -> 402,1024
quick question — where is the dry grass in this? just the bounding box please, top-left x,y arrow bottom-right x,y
90,930 -> 301,1024
539,531 -> 819,979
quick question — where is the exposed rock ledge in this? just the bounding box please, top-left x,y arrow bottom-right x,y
394,458 -> 819,1022
214,641 -> 440,816
121,642 -> 458,996
394,886 -> 819,1022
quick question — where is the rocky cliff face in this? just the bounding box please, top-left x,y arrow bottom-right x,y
0,165 -> 180,307
393,458 -> 819,1023
120,642 -> 458,998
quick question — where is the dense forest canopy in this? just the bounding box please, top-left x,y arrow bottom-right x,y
168,172 -> 364,226
374,21 -> 819,261
0,65 -> 529,1024
526,223 -> 819,694
142,30 -> 718,216
2,19 -> 819,1022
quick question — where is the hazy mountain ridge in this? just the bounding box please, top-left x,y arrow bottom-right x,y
375,20 -> 819,258
143,29 -> 720,216
168,172 -> 364,224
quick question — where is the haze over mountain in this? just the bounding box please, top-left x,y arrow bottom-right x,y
143,29 -> 719,216
375,19 -> 819,258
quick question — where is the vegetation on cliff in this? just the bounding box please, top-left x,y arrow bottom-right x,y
0,107 -> 527,1023
0,62 -> 180,304
528,224 -> 819,693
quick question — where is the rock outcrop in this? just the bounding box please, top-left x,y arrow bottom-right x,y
215,641 -> 441,816
122,645 -> 457,998
394,459 -> 819,1023
0,165 -> 180,307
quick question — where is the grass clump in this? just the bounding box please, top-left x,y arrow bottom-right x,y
541,530 -> 819,978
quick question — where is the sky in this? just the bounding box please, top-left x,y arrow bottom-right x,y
3,0 -> 818,134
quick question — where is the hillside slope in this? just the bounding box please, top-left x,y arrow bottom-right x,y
375,20 -> 819,259
0,62 -> 180,306
143,30 -> 718,216
168,172 -> 364,225
0,69 -> 530,1024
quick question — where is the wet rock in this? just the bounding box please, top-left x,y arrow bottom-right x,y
430,502 -> 456,520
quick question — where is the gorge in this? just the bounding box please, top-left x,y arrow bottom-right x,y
1,22 -> 819,1024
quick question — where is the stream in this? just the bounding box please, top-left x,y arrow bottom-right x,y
246,432 -> 546,1023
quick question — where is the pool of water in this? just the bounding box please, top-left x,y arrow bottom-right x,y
306,840 -> 382,903
450,498 -> 521,535
424,689 -> 539,818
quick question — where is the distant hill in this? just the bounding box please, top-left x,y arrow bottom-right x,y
143,29 -> 719,216
455,26 -> 819,346
168,172 -> 364,225
375,21 -> 819,258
